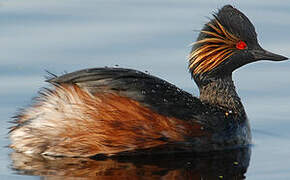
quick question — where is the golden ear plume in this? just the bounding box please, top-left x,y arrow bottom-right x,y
189,19 -> 239,74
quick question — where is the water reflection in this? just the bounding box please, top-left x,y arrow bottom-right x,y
10,148 -> 250,179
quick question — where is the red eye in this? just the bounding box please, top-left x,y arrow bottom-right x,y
236,41 -> 247,50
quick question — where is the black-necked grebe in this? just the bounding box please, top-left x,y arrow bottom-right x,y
9,5 -> 288,157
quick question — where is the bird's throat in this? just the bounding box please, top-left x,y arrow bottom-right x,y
198,75 -> 245,115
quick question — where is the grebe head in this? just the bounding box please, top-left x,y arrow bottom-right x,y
189,5 -> 288,82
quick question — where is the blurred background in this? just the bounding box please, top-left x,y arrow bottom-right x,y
1,0 -> 290,179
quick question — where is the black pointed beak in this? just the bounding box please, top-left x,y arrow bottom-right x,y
251,48 -> 288,61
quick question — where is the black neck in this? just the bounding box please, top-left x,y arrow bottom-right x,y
194,74 -> 245,115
